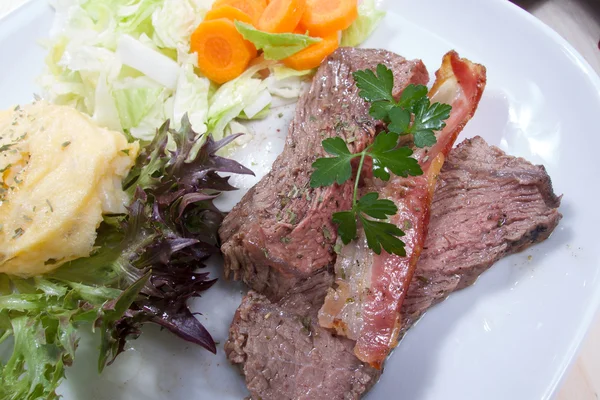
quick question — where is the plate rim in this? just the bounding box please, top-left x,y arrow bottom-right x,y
490,0 -> 600,397
2,0 -> 600,398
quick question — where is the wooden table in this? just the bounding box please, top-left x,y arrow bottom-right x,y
1,0 -> 600,398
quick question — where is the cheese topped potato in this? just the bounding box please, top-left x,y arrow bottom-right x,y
0,101 -> 139,277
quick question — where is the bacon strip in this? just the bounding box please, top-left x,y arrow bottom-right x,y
318,51 -> 487,368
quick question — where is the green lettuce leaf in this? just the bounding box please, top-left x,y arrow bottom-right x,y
235,22 -> 321,60
81,0 -> 164,38
341,0 -> 386,47
113,86 -> 163,130
172,63 -> 210,134
151,0 -> 213,49
207,59 -> 275,139
0,278 -> 120,400
272,64 -> 315,80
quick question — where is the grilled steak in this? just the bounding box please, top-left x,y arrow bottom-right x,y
219,48 -> 429,300
226,289 -> 381,400
399,135 -> 562,335
226,136 -> 561,400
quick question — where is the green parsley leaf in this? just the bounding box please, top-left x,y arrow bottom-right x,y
359,216 -> 406,256
412,98 -> 452,131
413,130 -> 437,148
397,84 -> 429,111
369,131 -> 422,179
353,64 -> 394,103
356,192 -> 397,219
369,101 -> 394,122
310,137 -> 356,187
322,136 -> 352,156
332,210 -> 358,244
387,106 -> 410,135
408,98 -> 452,147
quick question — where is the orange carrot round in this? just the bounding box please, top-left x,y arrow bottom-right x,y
190,19 -> 257,84
257,0 -> 306,33
300,0 -> 358,36
294,22 -> 309,35
212,0 -> 267,24
204,5 -> 254,24
283,32 -> 339,70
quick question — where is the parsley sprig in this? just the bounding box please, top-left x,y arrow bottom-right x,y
354,65 -> 452,148
309,64 -> 452,256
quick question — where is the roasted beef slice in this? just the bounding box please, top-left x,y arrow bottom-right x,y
219,48 -> 429,300
399,135 -> 561,335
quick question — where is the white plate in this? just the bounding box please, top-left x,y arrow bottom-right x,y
1,0 -> 600,399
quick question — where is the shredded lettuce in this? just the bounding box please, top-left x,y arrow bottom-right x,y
42,0 -> 305,143
341,0 -> 386,47
151,0 -> 213,50
243,90 -> 272,119
265,75 -> 304,99
173,63 -> 210,133
263,64 -> 312,99
93,71 -> 124,131
272,64 -> 315,80
41,0 -> 215,141
115,34 -> 180,89
43,0 -> 386,145
235,22 -> 321,60
110,0 -> 163,35
43,0 -> 387,142
113,85 -> 163,130
207,60 -> 275,139
238,106 -> 271,121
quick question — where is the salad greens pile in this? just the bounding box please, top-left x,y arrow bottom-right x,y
0,116 -> 252,400
42,0 -> 385,143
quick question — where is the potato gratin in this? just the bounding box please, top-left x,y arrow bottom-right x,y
0,101 -> 138,277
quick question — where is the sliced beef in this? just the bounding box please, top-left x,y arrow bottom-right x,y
219,48 -> 429,300
226,136 -> 561,400
399,136 -> 562,335
226,290 -> 380,400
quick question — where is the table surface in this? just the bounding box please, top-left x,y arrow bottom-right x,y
1,0 -> 600,398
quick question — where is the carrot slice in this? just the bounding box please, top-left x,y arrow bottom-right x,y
212,0 -> 267,24
294,22 -> 308,34
283,32 -> 339,70
257,0 -> 306,33
190,19 -> 257,84
204,5 -> 254,24
300,0 -> 358,36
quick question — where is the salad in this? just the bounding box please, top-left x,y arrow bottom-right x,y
41,0 -> 385,141
0,109 -> 251,399
0,0 -> 386,399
